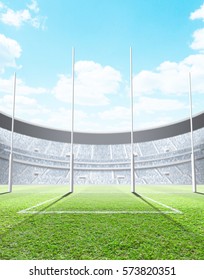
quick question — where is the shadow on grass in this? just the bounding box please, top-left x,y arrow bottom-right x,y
132,192 -> 189,233
196,192 -> 204,195
0,192 -> 73,242
0,192 -> 9,195
133,192 -> 162,212
39,192 -> 72,212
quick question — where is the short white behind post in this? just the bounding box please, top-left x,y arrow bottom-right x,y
8,72 -> 17,193
69,153 -> 74,193
188,72 -> 196,193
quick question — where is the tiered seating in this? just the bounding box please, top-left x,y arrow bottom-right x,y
0,126 -> 204,185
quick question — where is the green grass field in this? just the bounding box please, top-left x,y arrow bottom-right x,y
0,184 -> 203,260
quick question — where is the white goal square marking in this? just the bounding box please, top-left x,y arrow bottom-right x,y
18,194 -> 182,215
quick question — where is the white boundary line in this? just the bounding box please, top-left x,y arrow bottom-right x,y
18,196 -> 62,214
18,193 -> 182,215
142,195 -> 182,214
20,210 -> 180,214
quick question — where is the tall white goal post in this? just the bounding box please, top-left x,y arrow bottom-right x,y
130,47 -> 135,193
8,72 -> 17,193
188,72 -> 197,193
69,47 -> 135,194
69,47 -> 75,193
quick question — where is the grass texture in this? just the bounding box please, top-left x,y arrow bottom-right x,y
0,185 -> 203,260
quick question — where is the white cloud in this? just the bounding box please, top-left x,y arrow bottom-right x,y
53,61 -> 122,106
190,28 -> 204,51
1,8 -> 31,27
189,4 -> 204,53
96,96 -> 186,131
190,3 -> 204,21
99,106 -> 130,121
0,76 -> 14,93
0,1 -> 46,29
44,108 -> 89,130
0,76 -> 49,126
0,34 -> 22,72
133,54 -> 204,96
15,78 -> 48,95
0,94 -> 38,117
0,76 -> 90,131
0,75 -> 48,96
136,97 -> 186,113
27,0 -> 39,13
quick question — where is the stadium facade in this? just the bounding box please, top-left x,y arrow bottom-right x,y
0,111 -> 204,185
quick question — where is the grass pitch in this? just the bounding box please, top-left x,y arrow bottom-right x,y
0,184 -> 203,260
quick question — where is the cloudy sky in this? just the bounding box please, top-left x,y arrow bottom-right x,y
0,0 -> 204,132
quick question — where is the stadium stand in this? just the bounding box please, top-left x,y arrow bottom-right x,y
0,111 -> 204,185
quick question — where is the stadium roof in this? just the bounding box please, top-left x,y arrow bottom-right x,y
0,111 -> 204,144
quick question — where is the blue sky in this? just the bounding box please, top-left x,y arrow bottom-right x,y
0,0 -> 204,132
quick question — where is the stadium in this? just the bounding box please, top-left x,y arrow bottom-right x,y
0,111 -> 204,186
0,109 -> 204,260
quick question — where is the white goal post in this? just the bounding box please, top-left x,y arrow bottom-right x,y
8,72 -> 17,193
130,47 -> 135,193
188,72 -> 196,193
69,48 -> 75,193
69,47 -> 136,194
